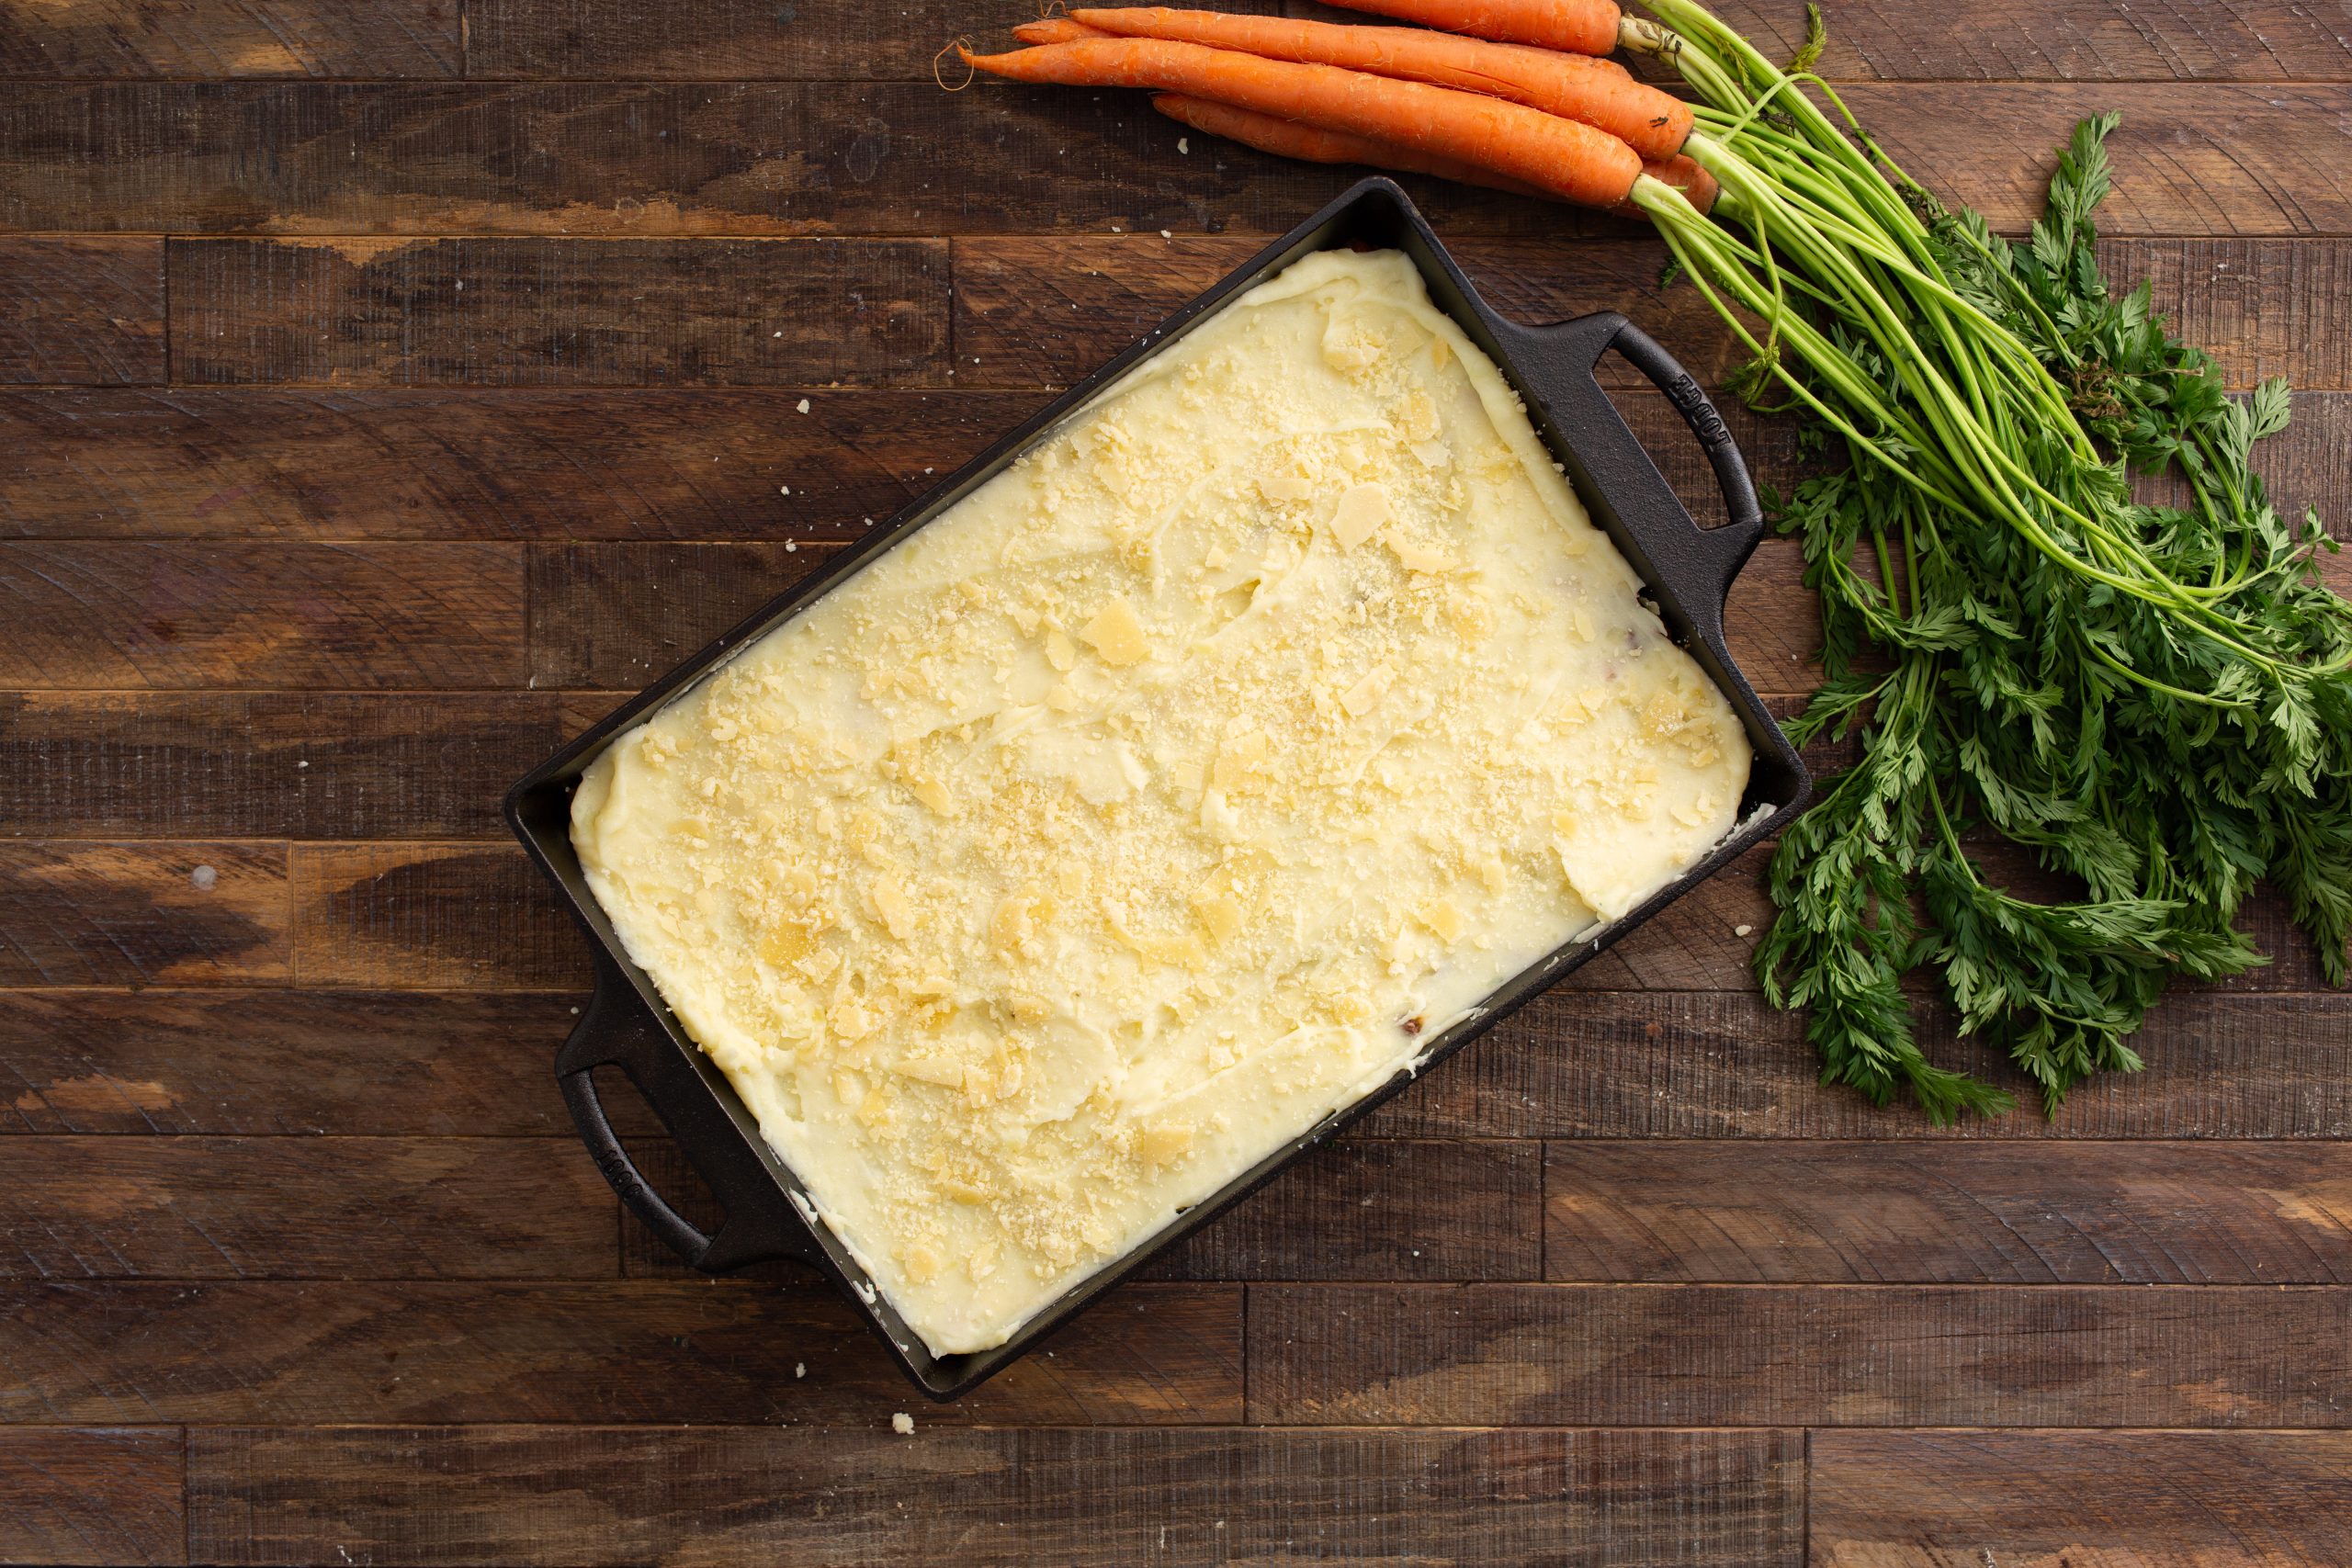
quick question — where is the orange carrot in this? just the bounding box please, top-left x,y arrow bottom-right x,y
1153,93 -> 1713,215
1152,93 -> 1555,197
1012,16 -> 1114,42
1068,7 -> 1687,157
961,39 -> 1644,209
1634,150 -> 1715,213
1321,0 -> 1621,54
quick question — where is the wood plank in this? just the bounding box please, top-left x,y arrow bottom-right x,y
1370,989 -> 2352,1141
290,841 -> 589,989
0,1136 -> 615,1280
0,1427 -> 184,1568
0,238 -> 164,387
0,989 -> 581,1135
1247,1282 -> 2352,1427
0,380 -> 1795,540
526,538 -> 834,688
958,235 -> 2352,393
1809,1429 -> 2352,1567
0,840 -> 288,986
0,987 -> 2338,1148
187,1424 -> 1803,1567
0,1280 -> 1242,1425
0,692 -> 561,839
1544,1141 -> 2352,1283
0,541 -> 524,690
461,0 -> 2352,83
1694,0 -> 2352,83
4,82 -> 2345,238
0,82 -> 1587,239
953,234 -> 1739,391
170,237 -> 953,387
0,388 -> 1040,541
619,1136 -> 1545,1282
466,0 -> 989,81
2108,236 -> 2352,391
1147,1137 -> 1544,1282
0,1 -> 459,77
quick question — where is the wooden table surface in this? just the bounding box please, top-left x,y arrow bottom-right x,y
4,1 -> 2351,1562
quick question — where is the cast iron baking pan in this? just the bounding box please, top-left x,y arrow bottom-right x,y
505,176 -> 1811,1401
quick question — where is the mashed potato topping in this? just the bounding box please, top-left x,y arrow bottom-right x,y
571,249 -> 1751,1353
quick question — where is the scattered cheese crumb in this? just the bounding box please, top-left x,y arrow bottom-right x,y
1419,897 -> 1466,943
891,1413 -> 915,1436
797,398 -> 811,413
1735,924 -> 1753,937
1080,597 -> 1150,665
1339,660 -> 1396,716
795,1362 -> 806,1379
1178,136 -> 1189,152
1331,482 -> 1391,549
1160,230 -> 1173,239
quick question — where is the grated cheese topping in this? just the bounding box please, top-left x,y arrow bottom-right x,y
571,249 -> 1752,1354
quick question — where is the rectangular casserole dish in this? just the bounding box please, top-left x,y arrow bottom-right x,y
505,176 -> 1811,1401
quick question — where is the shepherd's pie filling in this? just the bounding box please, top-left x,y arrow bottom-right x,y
571,249 -> 1752,1354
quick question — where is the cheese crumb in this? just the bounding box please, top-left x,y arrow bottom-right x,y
1384,529 -> 1453,574
1330,482 -> 1391,549
1080,597 -> 1150,665
1419,897 -> 1466,943
1138,1122 -> 1195,1164
1735,923 -> 1754,937
1339,660 -> 1396,716
797,398 -> 811,413
891,1413 -> 914,1436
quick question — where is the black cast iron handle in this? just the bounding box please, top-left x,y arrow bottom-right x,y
557,964 -> 819,1271
1487,310 -> 1764,659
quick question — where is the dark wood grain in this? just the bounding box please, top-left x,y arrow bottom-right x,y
465,0 -> 986,81
1697,0 -> 2352,83
958,235 -> 2352,392
187,1424 -> 1803,1567
0,1427 -> 184,1568
290,841 -> 587,989
1370,990 -> 2352,1141
0,840 -> 288,986
0,988 -> 581,1135
0,388 -> 1037,541
618,1137 -> 1545,1282
0,237 -> 164,386
953,234 -> 1738,391
171,236 -> 953,387
1544,1141 -> 2352,1283
0,1280 -> 1241,1424
526,539 -> 835,687
0,81 -> 1595,238
0,541 -> 523,690
2106,238 -> 2352,392
1248,1282 -> 2352,1427
1810,1429 -> 2352,1567
9,384 -> 2340,552
460,0 -> 2352,83
0,692 -> 561,839
5,83 -> 2346,238
0,1136 -> 615,1279
0,1 -> 460,78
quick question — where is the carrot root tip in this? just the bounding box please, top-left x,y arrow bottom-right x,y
936,35 -> 978,90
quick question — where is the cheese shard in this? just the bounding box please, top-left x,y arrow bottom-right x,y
570,248 -> 1751,1358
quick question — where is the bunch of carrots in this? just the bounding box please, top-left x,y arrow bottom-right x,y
958,0 -> 1713,220
956,0 -> 2352,1119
